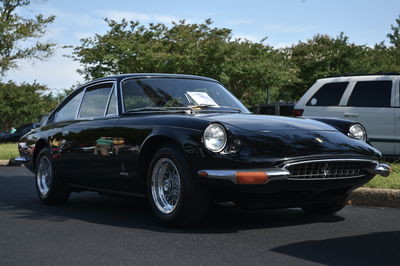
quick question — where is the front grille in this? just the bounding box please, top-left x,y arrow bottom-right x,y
284,160 -> 375,180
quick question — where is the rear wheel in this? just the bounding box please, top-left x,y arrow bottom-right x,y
301,197 -> 346,215
147,145 -> 210,226
35,148 -> 70,205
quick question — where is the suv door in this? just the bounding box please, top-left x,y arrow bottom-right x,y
341,80 -> 395,155
394,78 -> 400,156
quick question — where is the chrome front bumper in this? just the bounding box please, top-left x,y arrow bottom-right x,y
15,157 -> 29,163
198,163 -> 391,184
365,163 -> 391,177
198,169 -> 290,184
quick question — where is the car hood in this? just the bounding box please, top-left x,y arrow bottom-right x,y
197,113 -> 336,132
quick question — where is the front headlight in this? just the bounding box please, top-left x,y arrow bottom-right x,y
203,123 -> 227,152
348,124 -> 367,142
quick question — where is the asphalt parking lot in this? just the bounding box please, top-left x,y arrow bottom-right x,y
1,166 -> 399,265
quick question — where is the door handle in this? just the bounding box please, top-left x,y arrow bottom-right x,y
344,113 -> 358,118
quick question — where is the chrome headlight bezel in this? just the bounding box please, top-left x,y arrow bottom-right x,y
203,123 -> 227,152
348,123 -> 367,142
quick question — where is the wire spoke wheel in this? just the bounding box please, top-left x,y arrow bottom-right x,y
151,158 -> 181,214
36,156 -> 52,196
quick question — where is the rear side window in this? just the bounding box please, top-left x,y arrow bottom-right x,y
55,90 -> 84,122
106,88 -> 117,116
347,81 -> 392,107
79,84 -> 113,118
307,82 -> 348,106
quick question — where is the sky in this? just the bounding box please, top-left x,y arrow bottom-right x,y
3,0 -> 400,93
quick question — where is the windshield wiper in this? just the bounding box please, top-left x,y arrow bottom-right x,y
126,107 -> 190,113
189,104 -> 242,113
126,105 -> 242,114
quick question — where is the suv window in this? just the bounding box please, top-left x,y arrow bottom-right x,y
347,81 -> 392,107
307,82 -> 348,106
55,90 -> 84,122
79,84 -> 113,118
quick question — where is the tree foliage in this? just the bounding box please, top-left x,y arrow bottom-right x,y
73,17 -> 400,105
0,0 -> 55,77
73,19 -> 297,106
388,15 -> 400,47
0,81 -> 58,130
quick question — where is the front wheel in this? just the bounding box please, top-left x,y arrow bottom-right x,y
35,148 -> 70,205
147,145 -> 210,226
301,197 -> 347,215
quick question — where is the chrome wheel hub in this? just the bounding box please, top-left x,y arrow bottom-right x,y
151,158 -> 181,214
36,156 -> 52,196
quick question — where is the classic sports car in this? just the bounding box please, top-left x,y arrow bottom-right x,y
17,74 -> 390,226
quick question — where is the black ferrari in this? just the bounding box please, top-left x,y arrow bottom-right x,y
17,74 -> 390,226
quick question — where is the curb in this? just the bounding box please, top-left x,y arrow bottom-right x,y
0,160 -> 10,166
0,159 -> 21,167
348,187 -> 400,208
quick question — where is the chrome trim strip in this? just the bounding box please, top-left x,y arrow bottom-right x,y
288,175 -> 365,181
282,158 -> 379,169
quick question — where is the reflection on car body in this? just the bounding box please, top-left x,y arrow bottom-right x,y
17,74 -> 391,226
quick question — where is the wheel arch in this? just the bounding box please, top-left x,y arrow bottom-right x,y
138,134 -> 183,183
32,139 -> 49,169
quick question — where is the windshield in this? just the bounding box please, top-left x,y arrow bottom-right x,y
121,78 -> 249,113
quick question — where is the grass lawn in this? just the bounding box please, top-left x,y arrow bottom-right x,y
0,142 -> 19,160
0,141 -> 399,188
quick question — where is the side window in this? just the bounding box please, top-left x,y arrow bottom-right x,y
347,81 -> 392,107
106,88 -> 117,116
307,82 -> 348,106
55,90 -> 84,122
79,84 -> 113,118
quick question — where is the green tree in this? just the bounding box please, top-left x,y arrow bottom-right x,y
0,81 -> 58,130
285,33 -> 368,99
72,19 -> 297,106
387,15 -> 400,47
0,0 -> 55,77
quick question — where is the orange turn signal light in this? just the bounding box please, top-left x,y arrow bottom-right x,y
236,172 -> 268,184
198,171 -> 208,177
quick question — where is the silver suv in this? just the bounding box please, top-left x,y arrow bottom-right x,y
294,73 -> 400,157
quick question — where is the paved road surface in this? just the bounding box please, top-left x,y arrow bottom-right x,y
0,166 -> 399,265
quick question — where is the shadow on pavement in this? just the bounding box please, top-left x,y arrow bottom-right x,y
0,173 -> 345,234
271,231 -> 400,265
0,176 -> 344,234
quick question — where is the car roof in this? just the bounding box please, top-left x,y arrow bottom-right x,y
90,73 -> 219,84
317,75 -> 400,82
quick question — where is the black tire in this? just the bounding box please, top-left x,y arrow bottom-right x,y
146,145 -> 210,226
301,197 -> 347,215
35,148 -> 70,205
